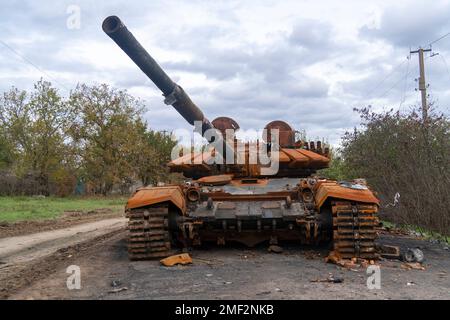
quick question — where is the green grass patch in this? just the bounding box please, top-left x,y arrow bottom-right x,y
0,196 -> 127,222
380,220 -> 396,229
382,220 -> 450,244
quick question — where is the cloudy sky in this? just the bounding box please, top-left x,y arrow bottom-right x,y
1,0 -> 449,145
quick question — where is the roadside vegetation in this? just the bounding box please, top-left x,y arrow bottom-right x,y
0,80 -> 177,197
320,105 -> 449,237
0,196 -> 126,222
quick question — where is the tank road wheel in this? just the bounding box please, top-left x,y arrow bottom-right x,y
127,204 -> 172,260
331,200 -> 379,260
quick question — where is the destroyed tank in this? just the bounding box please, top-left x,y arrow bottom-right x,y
102,16 -> 380,261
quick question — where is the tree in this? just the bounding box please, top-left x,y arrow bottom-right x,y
69,84 -> 146,195
131,126 -> 178,187
0,80 -> 76,195
318,149 -> 350,181
0,129 -> 14,170
1,80 -> 179,196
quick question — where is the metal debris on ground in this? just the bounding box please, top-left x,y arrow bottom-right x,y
401,262 -> 426,271
111,280 -> 122,287
326,252 -> 379,270
406,282 -> 416,286
268,245 -> 283,253
376,244 -> 401,260
325,252 -> 357,269
160,253 -> 193,267
311,274 -> 344,284
403,248 -> 425,263
108,287 -> 128,293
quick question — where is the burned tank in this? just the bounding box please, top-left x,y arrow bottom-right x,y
102,16 -> 380,261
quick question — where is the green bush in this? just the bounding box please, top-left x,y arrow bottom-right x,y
339,105 -> 449,236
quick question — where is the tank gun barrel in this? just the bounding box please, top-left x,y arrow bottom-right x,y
102,16 -> 213,133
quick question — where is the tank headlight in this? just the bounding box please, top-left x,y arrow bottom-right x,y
187,188 -> 200,202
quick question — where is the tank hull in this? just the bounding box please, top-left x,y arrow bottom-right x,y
125,177 -> 379,260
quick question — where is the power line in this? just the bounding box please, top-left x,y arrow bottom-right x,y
365,58 -> 409,98
367,31 -> 449,108
0,39 -> 71,93
377,57 -> 422,100
398,54 -> 411,109
439,53 -> 450,83
378,69 -> 411,99
429,32 -> 450,46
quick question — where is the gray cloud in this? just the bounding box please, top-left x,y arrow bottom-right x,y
0,0 -> 448,147
289,19 -> 333,48
359,2 -> 450,48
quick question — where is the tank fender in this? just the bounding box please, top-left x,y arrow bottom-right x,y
314,180 -> 379,210
126,186 -> 186,214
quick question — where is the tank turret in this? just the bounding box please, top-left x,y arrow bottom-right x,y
103,16 -> 330,179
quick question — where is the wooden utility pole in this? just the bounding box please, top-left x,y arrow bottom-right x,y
410,48 -> 432,122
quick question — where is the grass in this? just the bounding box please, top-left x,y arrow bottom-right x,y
0,196 -> 127,223
382,220 -> 450,245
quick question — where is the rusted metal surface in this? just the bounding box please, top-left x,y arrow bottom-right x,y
264,120 -> 295,147
376,244 -> 401,259
127,204 -> 172,260
197,175 -> 233,186
169,146 -> 330,179
283,148 -> 310,166
200,229 -> 304,247
201,192 -> 294,202
211,117 -> 240,137
160,253 -> 192,267
127,186 -> 186,213
329,201 -> 378,260
314,180 -> 380,209
124,177 -> 379,261
229,178 -> 269,187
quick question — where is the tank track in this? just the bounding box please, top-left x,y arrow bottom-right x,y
331,200 -> 379,260
127,204 -> 172,260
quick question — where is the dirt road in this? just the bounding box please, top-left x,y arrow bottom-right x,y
4,227 -> 449,300
0,218 -> 126,264
0,218 -> 126,298
0,208 -> 123,239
